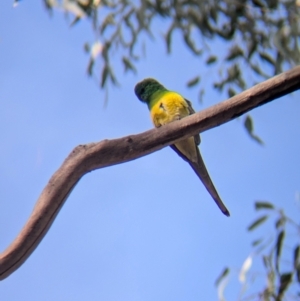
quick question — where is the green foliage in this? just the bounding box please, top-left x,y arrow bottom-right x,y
215,267 -> 230,286
216,202 -> 300,300
43,0 -> 300,94
277,273 -> 293,300
244,115 -> 264,145
42,0 -> 299,144
247,214 -> 268,231
186,76 -> 200,88
206,55 -> 217,65
255,201 -> 274,210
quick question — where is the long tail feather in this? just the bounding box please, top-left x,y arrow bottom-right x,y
170,145 -> 230,216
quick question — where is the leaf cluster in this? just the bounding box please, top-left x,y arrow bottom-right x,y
216,201 -> 300,301
44,0 -> 300,95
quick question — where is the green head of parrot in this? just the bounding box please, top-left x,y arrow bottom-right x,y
134,78 -> 167,104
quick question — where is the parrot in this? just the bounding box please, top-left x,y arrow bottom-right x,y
134,78 -> 230,216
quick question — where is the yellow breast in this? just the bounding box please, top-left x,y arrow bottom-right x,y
150,91 -> 199,162
150,91 -> 190,127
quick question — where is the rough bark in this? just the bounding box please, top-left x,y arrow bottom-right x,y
1,66 -> 300,280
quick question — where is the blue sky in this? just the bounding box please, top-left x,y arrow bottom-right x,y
1,2 -> 300,301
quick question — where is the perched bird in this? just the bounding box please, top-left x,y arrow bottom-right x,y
134,78 -> 230,216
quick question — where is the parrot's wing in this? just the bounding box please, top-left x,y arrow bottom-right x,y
185,98 -> 200,145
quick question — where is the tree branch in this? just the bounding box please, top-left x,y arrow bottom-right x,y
1,66 -> 300,280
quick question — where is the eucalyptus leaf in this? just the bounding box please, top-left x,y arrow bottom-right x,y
294,245 -> 300,269
255,201 -> 274,210
101,65 -> 109,88
247,215 -> 268,231
226,45 -> 243,61
275,230 -> 285,272
227,88 -> 236,98
275,217 -> 286,229
215,267 -> 229,287
122,57 -> 137,73
244,115 -> 264,145
252,239 -> 263,246
198,89 -> 205,104
206,55 -> 217,65
259,52 -> 276,66
186,76 -> 200,88
87,58 -> 94,76
277,273 -> 293,300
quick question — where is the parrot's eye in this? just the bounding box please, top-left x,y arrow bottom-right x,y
140,88 -> 145,94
